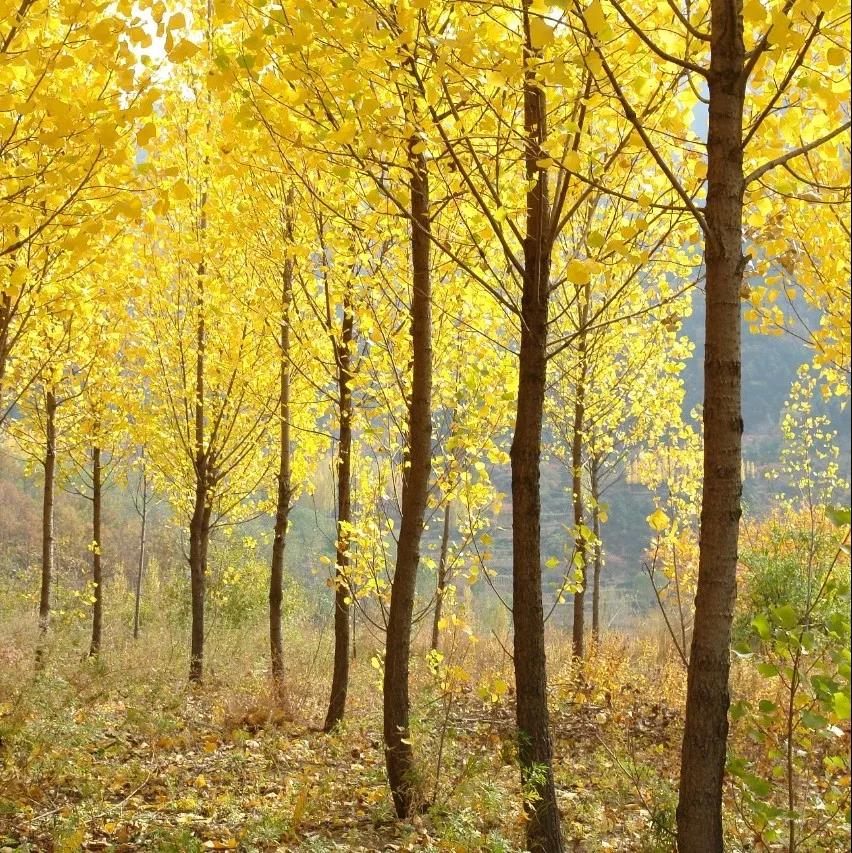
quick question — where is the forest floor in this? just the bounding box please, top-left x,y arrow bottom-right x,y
0,617 -> 686,852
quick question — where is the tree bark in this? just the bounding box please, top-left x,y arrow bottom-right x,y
270,257 -> 293,692
89,445 -> 103,657
590,456 -> 602,643
430,502 -> 452,653
133,466 -> 147,640
511,5 -> 563,848
189,224 -> 208,685
570,330 -> 587,658
383,142 -> 432,818
324,291 -> 355,730
188,470 -> 209,684
0,292 -> 11,420
676,1 -> 746,848
36,389 -> 57,668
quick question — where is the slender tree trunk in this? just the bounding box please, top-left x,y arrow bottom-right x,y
133,467 -> 147,640
188,470 -> 208,684
89,445 -> 103,657
324,294 -> 355,730
0,292 -> 10,420
511,6 -> 563,848
570,336 -> 587,658
383,142 -> 432,818
189,227 -> 207,683
590,456 -> 603,643
270,258 -> 293,692
36,389 -> 57,668
430,502 -> 452,653
351,473 -> 358,664
676,2 -> 746,848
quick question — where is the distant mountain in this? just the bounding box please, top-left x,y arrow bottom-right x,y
468,295 -> 850,629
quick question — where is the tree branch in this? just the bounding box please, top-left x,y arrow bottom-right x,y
745,120 -> 851,186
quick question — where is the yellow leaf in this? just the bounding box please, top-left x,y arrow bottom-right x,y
170,179 -> 192,201
562,150 -> 581,171
89,18 -> 117,44
10,265 -> 27,289
170,39 -> 200,63
584,0 -> 606,37
566,259 -> 592,285
742,0 -> 766,25
331,121 -> 357,145
826,47 -> 846,66
647,508 -> 670,532
529,17 -> 554,49
99,124 -> 119,146
137,123 -> 157,147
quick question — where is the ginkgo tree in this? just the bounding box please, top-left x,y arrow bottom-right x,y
382,1 -> 696,844
547,252 -> 694,652
134,51 -> 280,683
230,0 -> 443,813
0,0 -> 161,425
580,0 -> 850,845
5,307 -> 91,664
64,273 -> 139,659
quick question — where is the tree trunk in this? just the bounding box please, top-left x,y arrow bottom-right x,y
511,6 -> 563,849
89,445 -> 103,657
270,258 -> 293,692
590,456 -> 603,643
188,470 -> 208,684
0,291 -> 11,421
133,467 -> 147,640
189,234 -> 207,683
36,389 -> 57,668
324,291 -> 355,731
570,335 -> 587,658
676,2 -> 746,848
383,142 -> 432,818
430,502 -> 452,653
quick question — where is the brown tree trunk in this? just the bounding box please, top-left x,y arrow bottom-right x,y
189,236 -> 207,684
383,142 -> 432,818
133,466 -> 147,640
89,445 -> 103,657
270,258 -> 293,692
430,502 -> 452,653
324,291 -> 355,731
188,470 -> 208,684
0,292 -> 10,420
570,334 -> 587,658
676,1 -> 746,848
36,389 -> 57,668
511,5 -> 563,848
590,456 -> 603,643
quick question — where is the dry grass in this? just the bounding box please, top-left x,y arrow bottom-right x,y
0,606 -> 694,852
